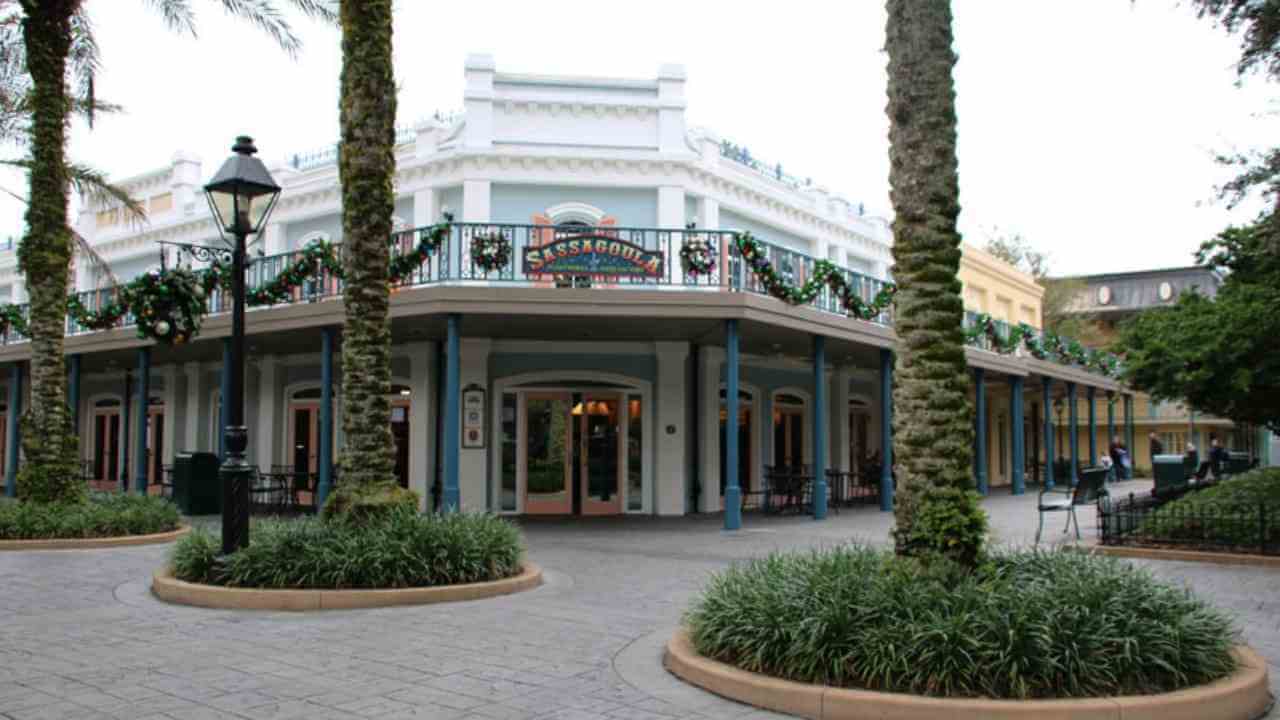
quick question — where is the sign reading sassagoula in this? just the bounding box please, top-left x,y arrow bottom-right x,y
523,235 -> 665,278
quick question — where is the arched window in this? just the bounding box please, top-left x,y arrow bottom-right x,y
545,202 -> 606,226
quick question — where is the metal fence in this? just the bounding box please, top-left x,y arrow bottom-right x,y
1098,490 -> 1278,555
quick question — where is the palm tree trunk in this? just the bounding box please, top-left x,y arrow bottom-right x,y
884,0 -> 973,550
16,0 -> 82,503
333,0 -> 398,503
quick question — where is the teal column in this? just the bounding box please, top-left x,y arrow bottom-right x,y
4,363 -> 21,497
1124,394 -> 1135,478
317,327 -> 335,510
134,347 -> 151,494
974,368 -> 987,495
67,354 -> 81,439
219,338 -> 231,462
442,314 -> 461,513
1010,375 -> 1025,495
1087,387 -> 1097,466
724,319 -> 742,530
1042,377 -> 1055,489
811,335 -> 828,520
1106,391 -> 1115,445
879,348 -> 893,511
1067,381 -> 1078,485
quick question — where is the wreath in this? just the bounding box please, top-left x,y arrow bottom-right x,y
125,268 -> 208,345
469,231 -> 511,273
680,238 -> 717,277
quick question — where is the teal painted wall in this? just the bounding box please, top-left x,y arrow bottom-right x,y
490,185 -> 657,226
491,352 -> 655,383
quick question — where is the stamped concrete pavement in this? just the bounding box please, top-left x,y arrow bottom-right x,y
0,479 -> 1275,719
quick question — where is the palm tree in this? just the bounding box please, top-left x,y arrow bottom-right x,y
884,0 -> 982,558
326,0 -> 404,515
8,0 -> 331,503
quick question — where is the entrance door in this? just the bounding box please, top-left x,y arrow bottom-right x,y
391,400 -> 410,488
523,393 -> 573,514
146,404 -> 164,494
578,395 -> 621,515
290,403 -> 320,474
92,405 -> 122,490
774,396 -> 805,469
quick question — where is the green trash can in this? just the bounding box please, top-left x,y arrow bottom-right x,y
172,451 -> 221,515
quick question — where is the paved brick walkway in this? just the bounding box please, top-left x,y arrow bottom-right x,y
0,480 -> 1275,719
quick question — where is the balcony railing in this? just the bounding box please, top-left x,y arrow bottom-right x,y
962,310 -> 1121,376
0,224 -> 1108,380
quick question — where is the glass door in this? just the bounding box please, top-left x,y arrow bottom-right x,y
579,394 -> 621,515
146,404 -> 165,494
290,403 -> 319,474
92,407 -> 122,489
523,393 -> 572,514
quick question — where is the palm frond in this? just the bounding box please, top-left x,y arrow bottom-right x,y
0,181 -> 120,289
68,8 -> 102,127
142,0 -> 197,34
214,0 -> 330,57
64,162 -> 147,227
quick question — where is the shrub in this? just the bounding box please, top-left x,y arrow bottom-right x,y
1137,467 -> 1280,548
0,492 -> 181,539
904,486 -> 988,566
686,546 -> 1237,699
171,508 -> 523,589
320,482 -> 419,525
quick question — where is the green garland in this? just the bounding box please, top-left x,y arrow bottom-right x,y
733,231 -> 896,321
388,217 -> 452,281
964,312 -> 1120,378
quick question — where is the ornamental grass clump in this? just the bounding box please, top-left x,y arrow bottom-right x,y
171,508 -> 523,589
685,546 -> 1238,699
0,492 -> 180,539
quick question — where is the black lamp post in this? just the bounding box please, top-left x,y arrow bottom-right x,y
204,136 -> 281,554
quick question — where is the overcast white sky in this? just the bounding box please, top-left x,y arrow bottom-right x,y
0,0 -> 1272,276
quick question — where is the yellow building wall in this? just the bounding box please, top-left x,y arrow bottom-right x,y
958,243 -> 1044,329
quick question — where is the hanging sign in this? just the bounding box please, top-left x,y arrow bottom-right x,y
523,235 -> 664,278
462,385 -> 486,449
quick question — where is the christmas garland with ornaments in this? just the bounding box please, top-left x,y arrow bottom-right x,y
0,213 -> 1117,380
963,312 -> 1120,378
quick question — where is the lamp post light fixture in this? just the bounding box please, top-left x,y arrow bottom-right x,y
204,135 -> 281,555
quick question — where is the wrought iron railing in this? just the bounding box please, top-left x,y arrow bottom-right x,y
289,125 -> 419,171
2,223 -> 1097,380
1098,490 -> 1277,556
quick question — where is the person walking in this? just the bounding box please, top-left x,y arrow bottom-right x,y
1148,432 -> 1164,461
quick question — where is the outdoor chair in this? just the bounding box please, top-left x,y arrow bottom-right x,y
1226,451 -> 1251,477
1036,466 -> 1109,543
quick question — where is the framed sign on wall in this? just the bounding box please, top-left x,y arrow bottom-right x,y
462,384 -> 486,449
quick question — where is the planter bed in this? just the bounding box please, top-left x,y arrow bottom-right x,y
665,630 -> 1271,720
151,562 -> 542,611
0,525 -> 190,551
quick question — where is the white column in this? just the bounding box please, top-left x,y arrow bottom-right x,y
658,185 -> 685,285
654,342 -> 688,516
183,362 -> 203,452
697,345 -> 724,513
696,196 -> 720,229
463,53 -> 495,150
656,63 -> 687,154
458,337 -> 491,512
261,222 -> 286,255
413,188 -> 439,227
255,356 -> 278,473
161,366 -> 178,466
11,276 -> 25,303
407,341 -> 437,511
833,367 -> 851,472
462,180 -> 491,223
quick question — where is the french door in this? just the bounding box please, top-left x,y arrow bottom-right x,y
92,408 -> 122,489
520,392 -> 623,515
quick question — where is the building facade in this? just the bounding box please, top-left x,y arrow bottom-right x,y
1053,266 -> 1271,472
0,55 -> 1127,515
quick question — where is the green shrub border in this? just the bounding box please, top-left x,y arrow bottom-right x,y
171,508 -> 524,590
685,546 -> 1238,700
0,492 -> 181,540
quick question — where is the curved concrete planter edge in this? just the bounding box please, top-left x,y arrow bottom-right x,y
151,562 -> 542,611
0,525 -> 190,551
664,629 -> 1272,720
